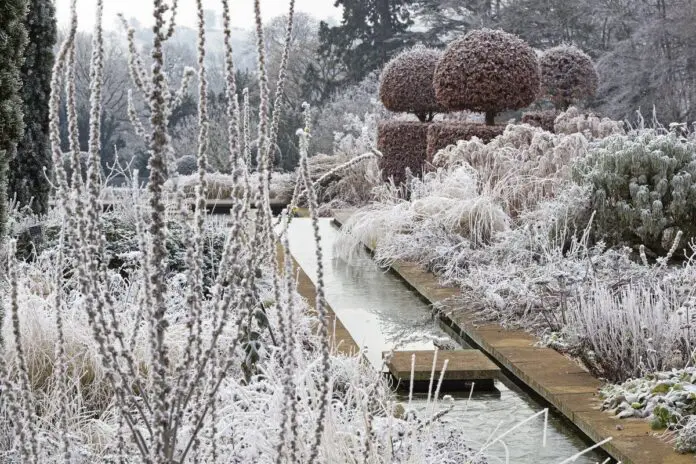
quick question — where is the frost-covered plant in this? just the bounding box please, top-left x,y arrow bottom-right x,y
61,150 -> 89,185
166,171 -> 295,202
336,164 -> 510,265
554,106 -> 625,139
600,361 -> 696,451
573,128 -> 696,253
379,44 -> 445,122
434,29 -> 540,126
11,0 -> 57,216
540,45 -> 598,111
171,110 -> 232,173
175,154 -> 198,175
311,71 -> 390,157
332,111 -> 379,157
297,152 -> 382,214
433,123 -> 589,217
569,280 -> 688,381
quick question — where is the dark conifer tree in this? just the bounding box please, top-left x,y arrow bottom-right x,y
10,0 -> 57,215
0,0 -> 28,237
310,0 -> 415,102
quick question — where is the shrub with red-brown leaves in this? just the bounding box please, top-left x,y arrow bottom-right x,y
379,45 -> 446,122
540,45 -> 598,110
521,110 -> 559,133
426,122 -> 505,162
434,29 -> 540,125
377,120 -> 430,185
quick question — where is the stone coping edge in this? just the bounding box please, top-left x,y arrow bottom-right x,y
332,210 -> 691,464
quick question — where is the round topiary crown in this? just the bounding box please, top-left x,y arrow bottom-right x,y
379,44 -> 445,122
434,29 -> 540,125
540,45 -> 598,110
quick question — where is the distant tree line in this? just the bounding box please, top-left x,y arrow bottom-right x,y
311,0 -> 696,123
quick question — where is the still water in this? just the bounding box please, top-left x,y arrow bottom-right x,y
287,218 -> 609,464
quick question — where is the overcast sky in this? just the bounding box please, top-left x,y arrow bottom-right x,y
55,0 -> 341,31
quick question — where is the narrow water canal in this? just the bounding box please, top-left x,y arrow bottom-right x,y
287,218 -> 609,464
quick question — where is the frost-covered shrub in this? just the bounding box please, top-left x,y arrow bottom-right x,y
336,164 -> 511,265
14,210 -> 227,285
433,124 -> 588,217
176,154 -> 198,175
554,106 -> 625,139
522,110 -> 558,133
167,172 -> 296,203
377,120 -> 430,185
0,0 -> 27,238
573,129 -> 696,253
379,45 -> 445,122
332,111 -> 380,158
312,71 -> 390,157
434,29 -> 540,125
540,45 -> 598,110
569,281 -> 687,381
425,122 -> 505,162
302,153 -> 381,212
601,362 -> 696,452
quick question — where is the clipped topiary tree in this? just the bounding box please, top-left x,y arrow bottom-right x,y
573,130 -> 696,254
379,45 -> 445,122
540,45 -> 598,111
377,44 -> 447,184
0,0 -> 28,238
377,120 -> 430,185
434,29 -> 540,126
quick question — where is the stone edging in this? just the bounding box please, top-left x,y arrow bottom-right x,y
278,243 -> 361,356
332,210 -> 691,464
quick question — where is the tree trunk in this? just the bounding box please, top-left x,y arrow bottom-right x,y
485,111 -> 496,126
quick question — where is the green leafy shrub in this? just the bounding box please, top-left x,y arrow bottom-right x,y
433,29 -> 540,126
379,45 -> 445,122
573,130 -> 696,253
377,120 -> 429,185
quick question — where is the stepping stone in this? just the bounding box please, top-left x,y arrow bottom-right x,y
384,350 -> 500,392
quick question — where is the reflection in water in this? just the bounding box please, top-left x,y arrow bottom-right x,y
287,218 -> 608,464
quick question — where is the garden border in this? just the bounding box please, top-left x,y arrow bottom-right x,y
332,210 -> 691,464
